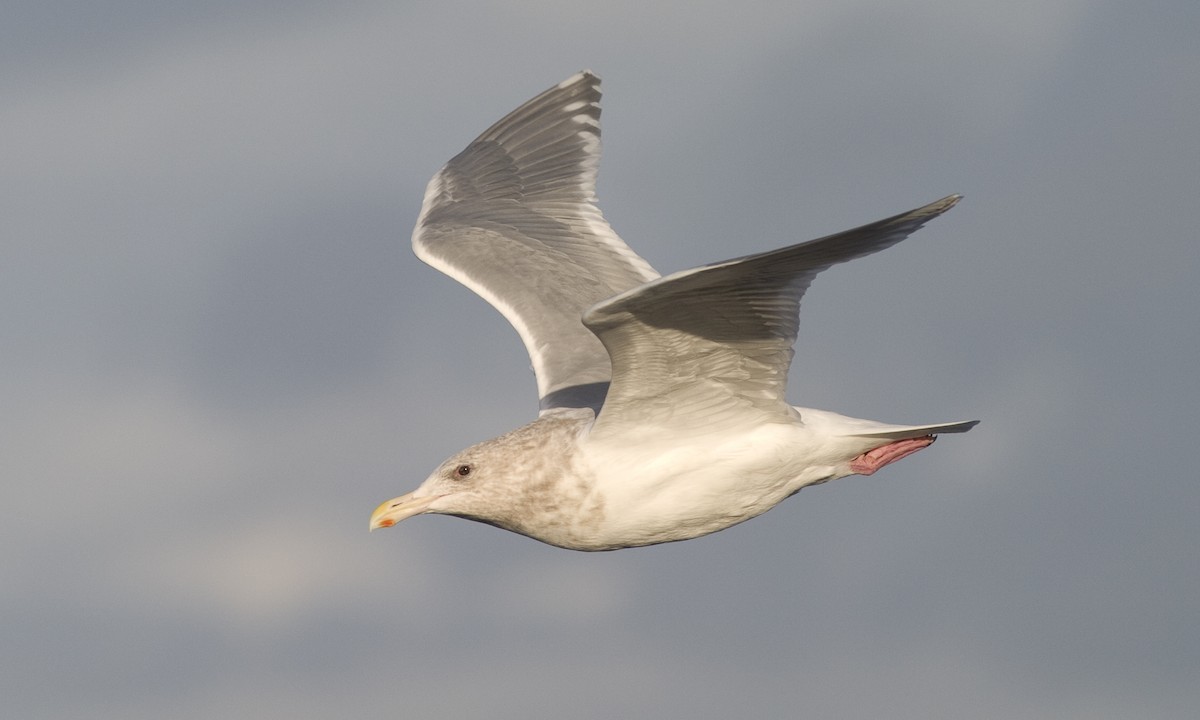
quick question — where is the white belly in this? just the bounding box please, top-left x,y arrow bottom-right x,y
579,422 -> 839,547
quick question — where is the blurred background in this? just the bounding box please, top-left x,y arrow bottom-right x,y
3,1 -> 1197,717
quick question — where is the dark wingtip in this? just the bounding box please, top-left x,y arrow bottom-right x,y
925,194 -> 963,216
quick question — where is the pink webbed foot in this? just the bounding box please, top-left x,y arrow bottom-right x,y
850,436 -> 936,475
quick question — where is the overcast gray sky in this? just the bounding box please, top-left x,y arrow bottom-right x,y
4,1 -> 1198,717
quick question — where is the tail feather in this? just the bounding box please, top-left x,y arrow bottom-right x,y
842,419 -> 979,440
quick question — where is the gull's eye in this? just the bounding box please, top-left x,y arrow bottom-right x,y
453,464 -> 472,478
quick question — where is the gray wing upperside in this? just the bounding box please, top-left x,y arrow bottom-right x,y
582,195 -> 962,438
413,72 -> 659,415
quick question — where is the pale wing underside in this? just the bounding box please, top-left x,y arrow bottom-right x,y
413,72 -> 658,414
583,195 -> 962,439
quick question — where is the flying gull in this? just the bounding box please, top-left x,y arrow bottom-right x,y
370,71 -> 978,550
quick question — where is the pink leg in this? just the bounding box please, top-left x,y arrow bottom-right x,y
850,436 -> 936,475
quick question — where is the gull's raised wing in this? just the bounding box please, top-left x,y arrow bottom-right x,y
413,72 -> 659,414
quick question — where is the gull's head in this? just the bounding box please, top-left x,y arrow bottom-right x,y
369,450 -> 487,531
367,423 -> 557,532
369,412 -> 592,539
